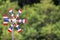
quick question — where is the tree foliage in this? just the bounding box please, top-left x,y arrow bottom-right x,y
0,0 -> 60,40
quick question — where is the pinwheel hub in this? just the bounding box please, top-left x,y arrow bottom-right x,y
9,18 -> 17,24
11,18 -> 17,23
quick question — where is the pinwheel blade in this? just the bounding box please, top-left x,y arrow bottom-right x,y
16,24 -> 22,33
3,14 -> 9,26
9,8 -> 14,18
16,9 -> 22,18
18,19 -> 26,24
8,24 -> 13,32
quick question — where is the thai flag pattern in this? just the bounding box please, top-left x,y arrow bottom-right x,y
16,24 -> 22,33
9,9 -> 14,18
18,19 -> 26,24
16,9 -> 22,18
8,24 -> 13,32
3,14 -> 9,26
3,8 -> 26,33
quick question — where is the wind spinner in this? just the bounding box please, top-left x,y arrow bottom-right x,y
3,9 -> 26,33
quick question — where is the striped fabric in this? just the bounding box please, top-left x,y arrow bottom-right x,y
3,14 -> 8,26
16,9 -> 22,18
9,9 -> 14,18
18,19 -> 26,24
3,9 -> 26,33
8,24 -> 13,32
16,24 -> 22,33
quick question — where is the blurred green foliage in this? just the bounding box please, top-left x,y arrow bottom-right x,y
0,0 -> 60,40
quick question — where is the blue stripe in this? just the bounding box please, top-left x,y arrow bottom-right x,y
4,18 -> 8,19
18,19 -> 24,23
16,26 -> 20,30
18,12 -> 20,15
9,26 -> 13,30
4,18 -> 8,22
21,19 -> 23,23
4,17 -> 8,19
9,12 -> 13,15
4,20 -> 8,21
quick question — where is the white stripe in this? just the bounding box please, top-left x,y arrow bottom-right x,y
16,25 -> 19,27
23,19 -> 26,23
18,19 -> 21,22
11,24 -> 13,27
9,10 -> 12,12
8,28 -> 12,31
11,14 -> 14,16
16,14 -> 19,18
3,22 -> 8,24
3,17 -> 8,18
18,29 -> 21,32
19,10 -> 22,13
8,19 -> 11,22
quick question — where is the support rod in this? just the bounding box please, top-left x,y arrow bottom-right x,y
12,26 -> 14,40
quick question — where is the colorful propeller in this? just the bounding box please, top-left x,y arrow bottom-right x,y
3,9 -> 26,33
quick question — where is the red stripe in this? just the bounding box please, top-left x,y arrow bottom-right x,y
11,16 -> 14,18
3,14 -> 7,16
8,28 -> 12,32
8,29 -> 11,32
3,24 -> 7,26
18,29 -> 22,33
9,8 -> 12,10
16,16 -> 18,18
23,19 -> 26,24
18,9 -> 22,13
17,19 -> 20,23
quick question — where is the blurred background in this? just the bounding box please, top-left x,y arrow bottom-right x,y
0,0 -> 60,40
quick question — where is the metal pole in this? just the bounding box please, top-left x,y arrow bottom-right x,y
12,26 -> 14,40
